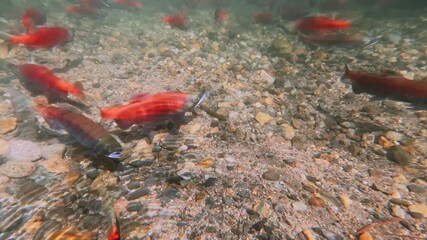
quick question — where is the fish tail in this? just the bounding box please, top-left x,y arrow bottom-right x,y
0,31 -> 11,41
341,62 -> 351,82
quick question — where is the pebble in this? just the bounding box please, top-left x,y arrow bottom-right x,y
386,145 -> 413,166
39,156 -> 70,174
255,112 -> 273,125
6,140 -> 41,162
252,201 -> 270,218
408,204 -> 427,218
358,232 -> 373,240
390,198 -> 412,206
390,205 -> 406,218
385,131 -> 405,142
0,161 -> 36,178
0,139 -> 10,156
308,196 -> 325,207
197,158 -> 213,168
126,188 -> 149,201
281,123 -> 295,140
406,184 -> 426,193
126,202 -> 143,212
302,229 -> 315,240
41,144 -> 66,159
129,159 -> 153,167
392,174 -> 408,184
262,170 -> 280,181
0,117 -> 17,134
292,201 -> 307,212
338,193 -> 352,207
86,168 -> 99,179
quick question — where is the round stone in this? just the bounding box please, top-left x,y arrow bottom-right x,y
0,161 -> 36,178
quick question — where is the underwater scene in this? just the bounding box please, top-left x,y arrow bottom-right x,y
0,0 -> 426,239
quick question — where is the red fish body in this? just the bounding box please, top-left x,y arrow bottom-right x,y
9,63 -> 85,102
294,16 -> 350,32
162,13 -> 187,29
21,8 -> 46,33
112,0 -> 142,9
33,104 -> 123,158
100,91 -> 206,130
342,63 -> 427,104
1,26 -> 73,49
215,8 -> 228,23
65,5 -> 101,18
252,11 -> 275,24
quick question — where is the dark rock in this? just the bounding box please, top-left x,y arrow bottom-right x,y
204,177 -> 217,187
237,189 -> 250,198
262,170 -> 280,181
82,214 -> 103,230
126,202 -> 143,212
252,220 -> 265,231
126,188 -> 150,201
291,136 -> 304,150
127,180 -> 141,190
387,145 -> 413,166
205,196 -> 216,208
158,188 -> 178,203
129,160 -> 153,167
86,168 -> 99,179
407,184 -> 426,193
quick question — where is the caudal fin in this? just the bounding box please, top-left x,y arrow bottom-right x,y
341,62 -> 351,82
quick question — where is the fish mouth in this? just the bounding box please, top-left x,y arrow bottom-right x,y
106,151 -> 122,159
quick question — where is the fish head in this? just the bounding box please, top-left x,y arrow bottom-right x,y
183,90 -> 207,111
98,136 -> 123,159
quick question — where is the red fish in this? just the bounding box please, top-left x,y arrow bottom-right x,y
112,0 -> 142,9
294,16 -> 350,32
21,7 -> 46,33
342,63 -> 427,105
0,26 -> 73,49
252,11 -> 275,24
65,5 -> 101,18
299,32 -> 376,46
162,12 -> 187,29
33,103 -> 123,158
100,91 -> 206,130
8,63 -> 85,102
215,8 -> 228,23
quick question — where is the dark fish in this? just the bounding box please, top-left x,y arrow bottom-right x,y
33,103 -> 123,159
342,63 -> 427,105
